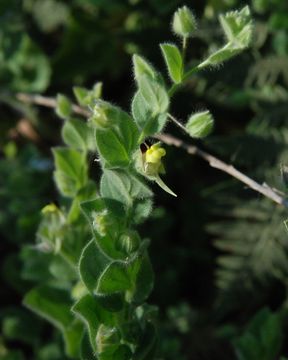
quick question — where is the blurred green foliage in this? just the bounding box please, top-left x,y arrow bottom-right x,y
1,0 -> 288,359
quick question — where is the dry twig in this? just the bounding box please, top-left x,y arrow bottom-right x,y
16,93 -> 90,117
15,93 -> 288,208
156,133 -> 288,208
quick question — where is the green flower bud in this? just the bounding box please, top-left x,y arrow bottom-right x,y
116,230 -> 140,255
185,110 -> 214,138
71,281 -> 87,300
92,209 -> 110,236
92,81 -> 103,99
89,100 -> 121,128
89,101 -> 110,128
172,6 -> 196,38
96,325 -> 120,355
41,203 -> 59,215
38,203 -> 66,254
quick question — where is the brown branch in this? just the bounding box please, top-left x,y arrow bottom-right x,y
16,93 -> 90,117
15,92 -> 288,208
156,133 -> 288,208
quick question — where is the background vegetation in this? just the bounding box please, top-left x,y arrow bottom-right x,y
1,0 -> 288,359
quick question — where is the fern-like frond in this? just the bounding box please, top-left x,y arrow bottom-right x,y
208,196 -> 288,292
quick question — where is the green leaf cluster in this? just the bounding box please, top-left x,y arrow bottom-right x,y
21,4 -> 254,359
24,83 -> 157,359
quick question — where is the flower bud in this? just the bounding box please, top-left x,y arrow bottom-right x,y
90,100 -> 122,129
90,101 -> 110,128
172,6 -> 196,38
71,281 -> 87,300
92,209 -> 109,236
41,203 -> 59,215
96,325 -> 120,355
185,110 -> 214,138
116,230 -> 140,254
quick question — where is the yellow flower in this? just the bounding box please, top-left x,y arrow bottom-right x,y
142,143 -> 166,176
139,142 -> 177,197
145,143 -> 166,164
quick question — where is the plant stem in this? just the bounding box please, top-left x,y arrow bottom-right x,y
182,36 -> 187,63
16,93 -> 90,117
167,113 -> 186,131
156,133 -> 288,208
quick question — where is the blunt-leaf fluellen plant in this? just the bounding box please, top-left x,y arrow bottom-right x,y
23,5 -> 252,359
